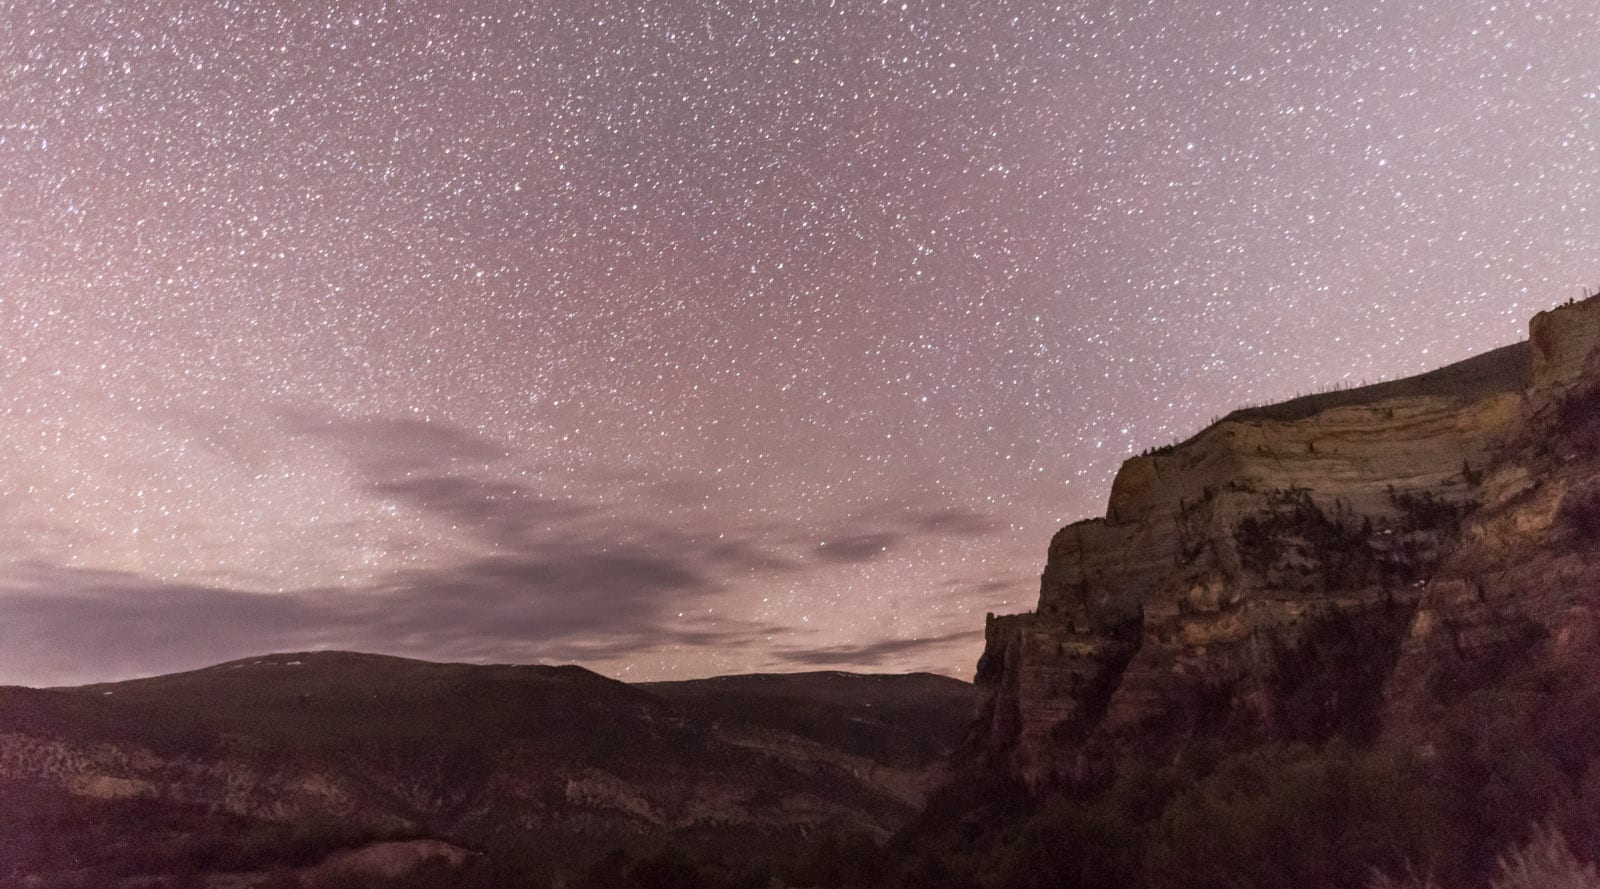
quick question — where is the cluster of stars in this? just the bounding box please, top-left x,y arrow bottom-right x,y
1,0 -> 1596,685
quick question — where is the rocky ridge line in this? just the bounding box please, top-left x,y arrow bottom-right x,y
975,296 -> 1600,786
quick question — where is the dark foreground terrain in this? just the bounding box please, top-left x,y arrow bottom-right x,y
0,652 -> 972,888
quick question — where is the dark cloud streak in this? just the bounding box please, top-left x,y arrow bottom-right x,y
776,631 -> 986,668
281,410 -> 511,477
0,558 -> 785,688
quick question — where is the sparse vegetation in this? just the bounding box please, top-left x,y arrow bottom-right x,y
1490,824 -> 1600,889
1130,348 -> 1525,459
1366,866 -> 1440,889
1229,485 -> 1477,595
1140,744 -> 1442,889
1268,606 -> 1410,744
0,657 -> 973,889
1551,377 -> 1600,453
0,780 -> 419,887
1387,486 -> 1475,536
1224,343 -> 1531,425
1366,825 -> 1600,889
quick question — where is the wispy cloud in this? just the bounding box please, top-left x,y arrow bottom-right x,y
281,409 -> 510,476
0,413 -> 1007,686
775,630 -> 985,668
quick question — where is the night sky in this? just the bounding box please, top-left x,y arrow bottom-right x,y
3,0 -> 1597,686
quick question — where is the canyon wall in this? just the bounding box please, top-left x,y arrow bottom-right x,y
975,296 -> 1600,786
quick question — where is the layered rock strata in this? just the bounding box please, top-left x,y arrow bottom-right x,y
976,296 -> 1600,786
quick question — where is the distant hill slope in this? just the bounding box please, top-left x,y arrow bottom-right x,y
0,651 -> 973,887
643,670 -> 975,764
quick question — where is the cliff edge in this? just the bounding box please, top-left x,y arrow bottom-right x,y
975,296 -> 1600,787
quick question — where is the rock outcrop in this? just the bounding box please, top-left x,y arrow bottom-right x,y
975,296 -> 1600,787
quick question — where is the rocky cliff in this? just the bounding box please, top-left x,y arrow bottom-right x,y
975,296 -> 1600,787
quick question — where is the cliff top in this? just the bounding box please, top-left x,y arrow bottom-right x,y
1223,340 -> 1530,425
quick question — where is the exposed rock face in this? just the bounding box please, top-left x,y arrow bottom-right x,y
1385,298 -> 1600,743
1532,296 -> 1600,395
975,297 -> 1600,787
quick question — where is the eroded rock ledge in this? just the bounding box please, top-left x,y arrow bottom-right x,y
976,296 -> 1600,787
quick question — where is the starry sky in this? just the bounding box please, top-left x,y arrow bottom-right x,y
2,0 -> 1597,687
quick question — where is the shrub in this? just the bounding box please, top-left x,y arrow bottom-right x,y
1554,380 -> 1600,446
627,847 -> 712,889
1491,824 -> 1600,889
1268,606 -> 1411,744
985,798 -> 1142,889
1367,867 -> 1439,889
1141,744 -> 1446,889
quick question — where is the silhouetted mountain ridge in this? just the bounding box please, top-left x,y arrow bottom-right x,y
0,651 -> 972,887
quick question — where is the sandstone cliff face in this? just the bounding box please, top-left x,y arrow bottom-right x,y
1384,298 -> 1600,745
1532,297 -> 1600,395
976,297 -> 1600,787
